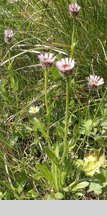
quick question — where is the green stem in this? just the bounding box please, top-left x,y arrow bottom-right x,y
45,67 -> 51,147
70,22 -> 75,58
61,77 -> 70,162
45,68 -> 48,114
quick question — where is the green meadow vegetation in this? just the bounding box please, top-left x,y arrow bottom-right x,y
0,0 -> 107,200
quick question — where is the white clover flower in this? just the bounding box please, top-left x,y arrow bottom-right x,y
38,53 -> 56,67
69,3 -> 81,16
4,29 -> 14,43
86,75 -> 104,89
56,58 -> 75,76
29,106 -> 40,114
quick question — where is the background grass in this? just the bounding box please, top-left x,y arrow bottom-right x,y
0,0 -> 107,200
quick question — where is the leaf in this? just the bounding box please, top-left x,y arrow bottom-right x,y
54,192 -> 64,200
16,172 -> 27,194
61,170 -> 69,186
100,168 -> 107,181
28,189 -> 37,198
36,164 -> 53,183
52,67 -> 60,80
84,119 -> 93,130
88,182 -> 103,195
101,121 -> 107,129
45,148 -> 61,170
46,194 -> 55,200
63,181 -> 76,192
34,118 -> 50,143
8,61 -> 13,71
0,192 -> 3,200
83,161 -> 100,176
72,181 -> 89,192
32,172 -> 42,181
79,119 -> 93,135
11,77 -> 18,92
83,153 -> 106,176
75,192 -> 85,198
76,152 -> 106,177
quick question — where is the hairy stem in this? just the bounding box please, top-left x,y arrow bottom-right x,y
70,22 -> 75,58
61,77 -> 70,162
44,67 -> 51,147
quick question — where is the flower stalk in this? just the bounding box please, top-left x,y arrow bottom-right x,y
44,67 -> 51,148
70,22 -> 75,58
56,57 -> 75,163
59,22 -> 75,162
38,53 -> 56,148
61,77 -> 70,162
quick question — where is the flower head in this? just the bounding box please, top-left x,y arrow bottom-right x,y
69,3 -> 81,16
29,106 -> 40,114
56,58 -> 75,76
4,29 -> 14,43
86,75 -> 104,89
38,53 -> 56,67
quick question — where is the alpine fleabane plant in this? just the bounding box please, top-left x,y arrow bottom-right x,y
56,58 -> 75,77
69,3 -> 81,16
4,29 -> 14,43
38,52 -> 56,148
56,57 -> 75,162
86,75 -> 104,89
38,53 -> 56,67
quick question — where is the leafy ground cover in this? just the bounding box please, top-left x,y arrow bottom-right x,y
0,0 -> 107,200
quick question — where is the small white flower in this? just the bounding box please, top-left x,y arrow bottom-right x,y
29,106 -> 40,114
4,29 -> 14,43
86,75 -> 104,89
56,58 -> 75,76
69,3 -> 81,16
38,53 -> 56,67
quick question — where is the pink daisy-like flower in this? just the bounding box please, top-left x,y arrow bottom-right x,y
38,53 -> 56,67
69,3 -> 81,16
56,58 -> 75,76
86,75 -> 104,89
4,29 -> 14,43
